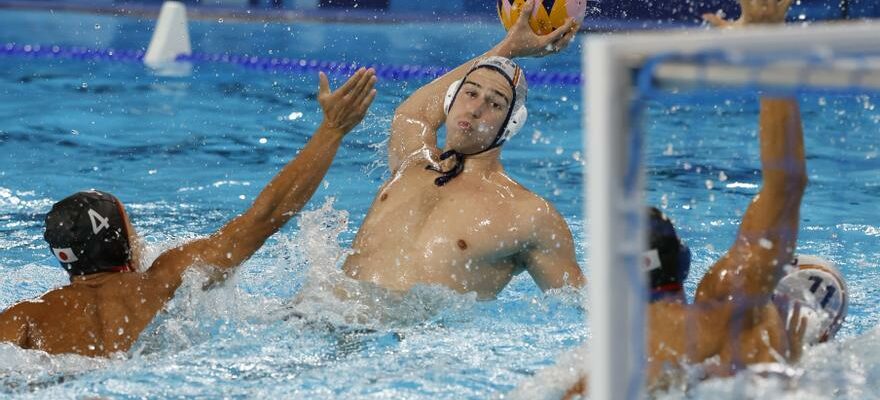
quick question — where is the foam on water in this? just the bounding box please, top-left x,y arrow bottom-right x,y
1,198 -> 588,398
508,326 -> 880,399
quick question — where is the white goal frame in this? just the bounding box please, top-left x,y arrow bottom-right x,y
584,21 -> 880,400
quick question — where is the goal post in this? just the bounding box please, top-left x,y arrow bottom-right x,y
584,21 -> 880,400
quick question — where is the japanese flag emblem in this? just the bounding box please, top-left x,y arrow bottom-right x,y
52,247 -> 79,263
642,249 -> 662,272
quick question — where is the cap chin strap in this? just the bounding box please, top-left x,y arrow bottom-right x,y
428,67 -> 527,187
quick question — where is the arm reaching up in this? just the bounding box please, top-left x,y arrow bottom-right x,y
146,68 -> 378,295
388,0 -> 579,172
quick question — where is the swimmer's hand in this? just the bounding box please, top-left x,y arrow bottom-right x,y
703,0 -> 793,28
498,0 -> 579,58
785,301 -> 808,362
317,67 -> 378,136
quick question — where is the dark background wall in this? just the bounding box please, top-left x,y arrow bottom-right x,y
3,0 -> 877,24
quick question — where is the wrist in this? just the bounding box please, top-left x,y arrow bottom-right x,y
317,120 -> 347,141
491,40 -> 518,59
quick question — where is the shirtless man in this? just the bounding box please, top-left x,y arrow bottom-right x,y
559,0 -> 834,395
0,69 -> 377,356
342,0 -> 585,299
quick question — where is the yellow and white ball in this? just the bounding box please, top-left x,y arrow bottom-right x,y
498,0 -> 587,35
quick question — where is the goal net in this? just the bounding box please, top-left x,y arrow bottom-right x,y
585,21 -> 880,400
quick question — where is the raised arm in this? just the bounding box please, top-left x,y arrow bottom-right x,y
145,68 -> 377,294
696,0 -> 803,307
388,0 -> 579,172
696,97 -> 805,304
522,203 -> 585,291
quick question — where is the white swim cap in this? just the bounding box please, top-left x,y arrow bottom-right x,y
774,255 -> 848,344
444,56 -> 528,146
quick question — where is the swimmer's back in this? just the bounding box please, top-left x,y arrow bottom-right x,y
645,296 -> 788,388
3,273 -> 165,356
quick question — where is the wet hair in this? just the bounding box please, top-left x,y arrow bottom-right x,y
44,190 -> 131,276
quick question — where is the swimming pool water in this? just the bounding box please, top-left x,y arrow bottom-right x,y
0,7 -> 878,399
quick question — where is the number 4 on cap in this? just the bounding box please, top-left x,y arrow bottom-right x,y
88,209 -> 111,235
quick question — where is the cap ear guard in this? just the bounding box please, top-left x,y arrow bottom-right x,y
444,79 -> 463,115
501,105 -> 527,143
443,78 -> 528,143
775,255 -> 848,344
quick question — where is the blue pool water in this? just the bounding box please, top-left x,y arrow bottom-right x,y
0,7 -> 878,399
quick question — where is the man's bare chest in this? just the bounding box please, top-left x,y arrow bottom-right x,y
358,169 -> 531,259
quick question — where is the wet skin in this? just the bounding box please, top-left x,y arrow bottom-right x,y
343,68 -> 585,299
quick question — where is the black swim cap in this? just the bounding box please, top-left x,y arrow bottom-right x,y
44,190 -> 131,276
645,207 -> 691,298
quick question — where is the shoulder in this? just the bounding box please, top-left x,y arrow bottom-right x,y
511,190 -> 569,232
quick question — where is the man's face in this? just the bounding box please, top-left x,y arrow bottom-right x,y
445,68 -> 514,153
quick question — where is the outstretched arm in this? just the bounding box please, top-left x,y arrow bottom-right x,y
388,0 -> 579,172
145,68 -> 377,294
695,98 -> 805,305
696,0 -> 804,307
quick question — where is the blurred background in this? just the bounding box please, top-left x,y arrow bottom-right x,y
1,0 -> 877,28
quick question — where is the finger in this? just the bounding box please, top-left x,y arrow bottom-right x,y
318,71 -> 330,97
555,21 -> 579,49
335,67 -> 366,96
350,70 -> 376,103
358,88 -> 377,114
779,0 -> 794,13
540,17 -> 574,48
515,0 -> 534,27
702,13 -> 728,27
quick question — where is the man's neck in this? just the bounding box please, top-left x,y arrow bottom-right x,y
438,147 -> 504,177
70,271 -> 120,285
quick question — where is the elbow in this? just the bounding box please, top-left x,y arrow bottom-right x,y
764,170 -> 807,197
786,171 -> 808,195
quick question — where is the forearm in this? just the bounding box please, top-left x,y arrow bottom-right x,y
758,97 -> 807,189
246,122 -> 344,232
395,41 -> 516,129
740,97 -> 806,296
